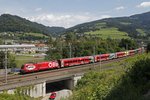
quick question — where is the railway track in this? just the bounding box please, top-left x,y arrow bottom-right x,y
0,56 -> 129,86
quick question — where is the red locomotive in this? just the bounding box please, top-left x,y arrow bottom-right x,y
20,61 -> 59,73
20,48 -> 143,74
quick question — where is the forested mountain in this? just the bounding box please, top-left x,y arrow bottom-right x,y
66,11 -> 150,38
0,14 -> 65,36
0,11 -> 150,38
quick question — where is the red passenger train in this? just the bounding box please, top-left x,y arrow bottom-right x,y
20,48 -> 143,74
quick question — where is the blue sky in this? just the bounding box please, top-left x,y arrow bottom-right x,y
0,0 -> 150,28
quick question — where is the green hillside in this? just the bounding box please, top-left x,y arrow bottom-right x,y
66,11 -> 150,39
85,28 -> 129,39
0,14 -> 65,36
0,32 -> 50,43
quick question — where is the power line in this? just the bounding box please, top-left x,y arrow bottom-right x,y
0,45 -> 35,84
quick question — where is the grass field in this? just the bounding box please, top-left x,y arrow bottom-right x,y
85,27 -> 130,39
15,55 -> 45,68
24,32 -> 49,38
136,29 -> 146,36
120,22 -> 131,25
95,22 -> 107,29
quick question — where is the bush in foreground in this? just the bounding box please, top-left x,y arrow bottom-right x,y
70,53 -> 150,100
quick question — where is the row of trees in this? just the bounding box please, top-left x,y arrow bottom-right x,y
45,32 -> 138,60
0,51 -> 16,69
0,38 -> 16,69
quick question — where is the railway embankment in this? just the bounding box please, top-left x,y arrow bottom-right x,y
70,53 -> 150,100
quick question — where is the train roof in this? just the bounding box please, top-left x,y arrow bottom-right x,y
59,56 -> 92,60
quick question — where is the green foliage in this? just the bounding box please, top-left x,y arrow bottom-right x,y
46,32 -> 138,60
71,70 -> 122,100
0,51 -> 17,69
70,53 -> 150,100
105,54 -> 150,100
8,53 -> 16,68
119,38 -> 138,50
0,93 -> 39,100
127,57 -> 150,94
147,43 -> 150,53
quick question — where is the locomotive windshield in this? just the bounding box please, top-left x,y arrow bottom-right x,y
21,65 -> 24,69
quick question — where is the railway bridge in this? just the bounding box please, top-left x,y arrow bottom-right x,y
0,57 -> 125,98
0,62 -> 96,98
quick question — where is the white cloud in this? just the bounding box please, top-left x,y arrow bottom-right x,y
27,13 -> 111,28
137,2 -> 150,8
100,15 -> 111,19
115,6 -> 125,10
35,8 -> 42,12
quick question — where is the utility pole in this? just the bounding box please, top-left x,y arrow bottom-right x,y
69,43 -> 72,58
4,49 -> 8,84
93,46 -> 95,56
4,39 -> 7,84
93,46 -> 95,69
107,44 -> 108,52
60,42 -> 63,59
126,44 -> 128,50
99,53 -> 101,72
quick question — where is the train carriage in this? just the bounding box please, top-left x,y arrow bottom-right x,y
116,51 -> 126,58
94,53 -> 110,62
94,55 -> 100,62
100,54 -> 110,61
58,56 -> 94,67
129,50 -> 136,56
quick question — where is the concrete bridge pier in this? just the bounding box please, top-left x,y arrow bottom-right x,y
28,82 -> 46,98
65,79 -> 74,90
64,74 -> 83,90
72,74 -> 83,87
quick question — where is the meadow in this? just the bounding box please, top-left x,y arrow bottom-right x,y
15,54 -> 45,68
85,28 -> 130,39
